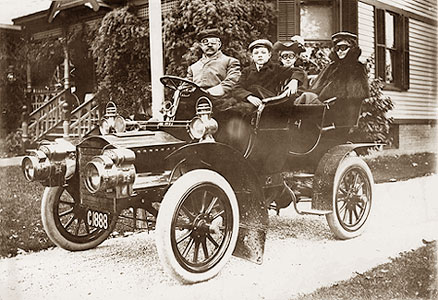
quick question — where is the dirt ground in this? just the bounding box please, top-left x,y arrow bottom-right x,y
1,175 -> 437,300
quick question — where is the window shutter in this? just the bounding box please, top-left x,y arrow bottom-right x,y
375,8 -> 385,80
402,16 -> 410,90
277,0 -> 300,41
341,0 -> 358,34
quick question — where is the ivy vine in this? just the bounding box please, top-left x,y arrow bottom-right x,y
90,5 -> 151,117
163,0 -> 277,76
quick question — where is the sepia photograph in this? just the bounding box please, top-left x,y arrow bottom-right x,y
0,0 -> 437,299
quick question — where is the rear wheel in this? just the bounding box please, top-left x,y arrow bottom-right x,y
41,186 -> 116,251
326,156 -> 373,239
156,169 -> 239,283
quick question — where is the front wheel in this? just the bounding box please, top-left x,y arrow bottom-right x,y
326,156 -> 373,239
41,186 -> 116,251
156,169 -> 239,283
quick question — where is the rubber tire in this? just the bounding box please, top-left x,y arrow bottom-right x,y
41,186 -> 116,251
156,169 -> 239,283
325,156 -> 374,239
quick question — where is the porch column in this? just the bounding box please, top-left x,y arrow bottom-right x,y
148,0 -> 164,120
63,38 -> 70,90
61,37 -> 71,138
21,49 -> 32,142
26,60 -> 32,92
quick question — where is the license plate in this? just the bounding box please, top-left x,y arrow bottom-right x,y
86,209 -> 110,230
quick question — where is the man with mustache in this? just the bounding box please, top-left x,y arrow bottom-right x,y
187,28 -> 241,98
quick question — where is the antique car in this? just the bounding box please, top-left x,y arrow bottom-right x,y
22,75 -> 375,283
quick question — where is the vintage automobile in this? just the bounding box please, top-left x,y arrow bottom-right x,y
22,75 -> 374,283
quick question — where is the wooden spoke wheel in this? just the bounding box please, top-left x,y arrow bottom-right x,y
41,187 -> 116,251
156,169 -> 239,283
326,156 -> 373,239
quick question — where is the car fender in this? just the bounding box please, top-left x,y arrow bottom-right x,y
166,142 -> 268,264
312,143 -> 377,211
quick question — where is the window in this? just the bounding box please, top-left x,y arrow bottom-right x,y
277,0 -> 336,42
277,0 -> 357,42
376,9 -> 409,90
300,1 -> 334,40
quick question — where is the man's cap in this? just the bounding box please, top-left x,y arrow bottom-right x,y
248,39 -> 273,51
197,28 -> 221,41
273,41 -> 305,54
331,31 -> 357,44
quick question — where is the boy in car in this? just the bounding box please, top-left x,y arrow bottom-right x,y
231,39 -> 307,111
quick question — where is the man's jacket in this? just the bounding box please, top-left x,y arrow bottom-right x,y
187,51 -> 241,95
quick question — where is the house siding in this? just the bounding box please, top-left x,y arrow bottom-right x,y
358,2 -> 375,70
358,0 -> 437,152
376,0 -> 437,20
358,0 -> 437,121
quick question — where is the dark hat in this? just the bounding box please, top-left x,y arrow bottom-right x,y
273,41 -> 305,54
248,39 -> 273,51
331,31 -> 357,45
197,28 -> 221,41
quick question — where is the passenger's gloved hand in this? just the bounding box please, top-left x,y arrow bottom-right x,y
284,79 -> 298,97
247,95 -> 263,107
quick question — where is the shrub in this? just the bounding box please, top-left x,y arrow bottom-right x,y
4,129 -> 24,156
0,29 -> 26,137
90,5 -> 152,117
163,0 -> 277,76
350,56 -> 394,146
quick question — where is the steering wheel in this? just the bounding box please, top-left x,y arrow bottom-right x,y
160,75 -> 200,95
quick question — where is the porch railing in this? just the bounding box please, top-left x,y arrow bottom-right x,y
27,89 -> 68,142
23,89 -> 99,143
69,97 -> 100,138
29,88 -> 61,111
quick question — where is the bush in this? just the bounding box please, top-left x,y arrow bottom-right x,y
163,0 -> 277,76
4,130 -> 24,156
0,29 -> 26,136
91,5 -> 152,117
350,56 -> 394,146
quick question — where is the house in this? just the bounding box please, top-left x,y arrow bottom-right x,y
9,0 -> 438,152
277,0 -> 437,152
10,0 -> 178,142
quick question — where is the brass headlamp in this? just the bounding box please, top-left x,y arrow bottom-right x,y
84,148 -> 136,198
22,139 -> 76,185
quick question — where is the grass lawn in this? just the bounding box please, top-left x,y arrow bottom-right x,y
0,166 -> 51,257
292,241 -> 437,300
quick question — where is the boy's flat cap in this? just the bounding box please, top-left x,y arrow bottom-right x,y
197,28 -> 221,40
248,39 -> 273,51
